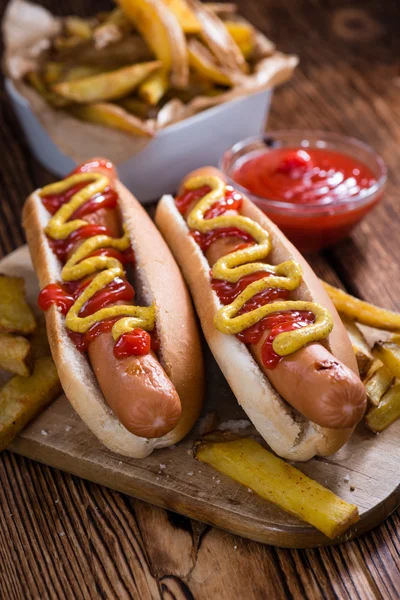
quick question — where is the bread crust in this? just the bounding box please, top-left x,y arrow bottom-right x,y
155,178 -> 358,460
22,181 -> 204,458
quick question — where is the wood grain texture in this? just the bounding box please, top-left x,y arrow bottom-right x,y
0,0 -> 399,598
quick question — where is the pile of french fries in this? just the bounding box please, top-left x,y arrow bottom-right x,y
323,281 -> 400,433
0,274 -> 61,451
23,0 -> 274,137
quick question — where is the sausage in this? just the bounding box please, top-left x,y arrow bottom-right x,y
65,161 -> 182,439
181,179 -> 366,430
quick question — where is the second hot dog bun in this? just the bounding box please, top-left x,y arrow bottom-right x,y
155,167 -> 361,461
23,180 -> 204,458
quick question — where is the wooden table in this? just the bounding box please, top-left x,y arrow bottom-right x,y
1,0 -> 399,598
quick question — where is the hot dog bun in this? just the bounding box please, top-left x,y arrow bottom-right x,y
155,167 -> 361,461
23,180 -> 204,458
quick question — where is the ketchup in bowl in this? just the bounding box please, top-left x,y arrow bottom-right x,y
221,132 -> 387,253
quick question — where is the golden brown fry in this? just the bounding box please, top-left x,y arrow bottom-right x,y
52,34 -> 152,66
70,102 -> 155,137
372,342 -> 400,379
0,356 -> 62,451
64,16 -> 93,40
322,281 -> 400,331
392,333 -> 400,344
364,364 -> 394,406
188,38 -> 233,86
43,62 -> 65,85
225,21 -> 255,59
340,315 -> 373,378
365,382 -> 400,432
118,96 -> 155,118
138,68 -> 169,105
186,0 -> 247,74
0,334 -> 32,377
93,8 -> 133,49
53,61 -> 161,103
161,0 -> 200,33
25,72 -> 70,107
117,0 -> 189,88
30,318 -> 51,360
195,438 -> 359,539
0,275 -> 36,335
62,65 -> 104,82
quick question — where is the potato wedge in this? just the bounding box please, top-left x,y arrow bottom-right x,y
25,72 -> 69,108
61,65 -> 105,82
53,35 -> 153,67
138,68 -> 169,105
64,16 -> 93,40
364,364 -> 395,406
117,0 -> 189,88
53,61 -> 161,103
225,21 -> 255,59
195,438 -> 359,539
30,318 -> 51,360
391,333 -> 400,344
0,275 -> 36,335
372,342 -> 400,379
43,62 -> 65,85
0,334 -> 32,377
186,0 -> 247,74
161,0 -> 200,33
365,382 -> 400,432
0,356 -> 62,451
340,315 -> 373,378
322,281 -> 400,331
188,38 -> 233,86
70,102 -> 155,137
118,97 -> 155,118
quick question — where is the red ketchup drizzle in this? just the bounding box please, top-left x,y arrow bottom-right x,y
39,161 -> 151,359
178,184 -> 316,369
38,283 -> 74,316
114,329 -> 151,359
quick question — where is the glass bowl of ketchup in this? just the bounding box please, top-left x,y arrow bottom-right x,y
220,131 -> 387,253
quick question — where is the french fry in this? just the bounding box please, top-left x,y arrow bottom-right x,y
340,315 -> 373,378
195,438 -> 359,539
186,0 -> 247,74
0,275 -> 36,335
204,3 -> 237,16
64,16 -> 93,40
118,96 -> 156,118
188,39 -> 233,86
93,8 -> 133,49
225,21 -> 255,59
0,356 -> 62,451
138,68 -> 169,105
52,35 -> 152,67
372,342 -> 400,379
30,318 -> 51,360
364,363 -> 395,406
70,102 -> 155,137
43,62 -> 65,85
25,72 -> 69,108
116,0 -> 189,88
61,65 -> 104,82
322,281 -> 400,331
53,61 -> 161,103
0,334 -> 32,377
392,333 -> 400,344
161,0 -> 200,33
365,382 -> 400,432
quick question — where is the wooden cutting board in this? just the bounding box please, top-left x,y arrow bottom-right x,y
2,246 -> 399,548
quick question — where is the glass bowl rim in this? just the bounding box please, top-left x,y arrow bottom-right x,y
219,130 -> 387,215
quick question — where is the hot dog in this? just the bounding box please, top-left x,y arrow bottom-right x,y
23,158 -> 204,457
155,167 -> 367,460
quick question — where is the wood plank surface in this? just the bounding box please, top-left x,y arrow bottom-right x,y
0,0 -> 400,598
